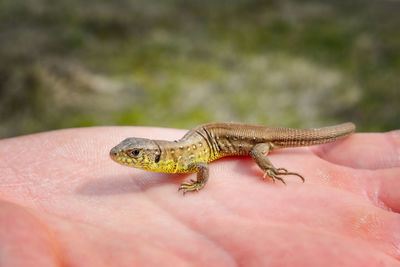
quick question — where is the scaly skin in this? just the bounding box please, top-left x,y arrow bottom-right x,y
110,122 -> 355,193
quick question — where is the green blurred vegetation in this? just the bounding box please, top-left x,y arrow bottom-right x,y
0,0 -> 399,138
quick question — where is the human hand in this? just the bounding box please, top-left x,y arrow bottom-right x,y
0,127 -> 399,266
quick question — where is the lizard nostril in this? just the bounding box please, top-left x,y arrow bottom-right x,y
110,147 -> 118,157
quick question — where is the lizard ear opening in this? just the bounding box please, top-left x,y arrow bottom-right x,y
155,154 -> 160,163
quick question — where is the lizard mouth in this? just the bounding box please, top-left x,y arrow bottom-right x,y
109,146 -> 137,167
109,146 -> 125,163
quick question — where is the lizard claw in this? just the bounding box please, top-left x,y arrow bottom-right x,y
264,167 -> 305,184
178,179 -> 205,194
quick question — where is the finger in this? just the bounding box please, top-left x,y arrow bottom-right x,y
376,167 -> 400,213
312,130 -> 400,170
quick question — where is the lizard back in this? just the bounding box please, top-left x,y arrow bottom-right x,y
182,122 -> 355,158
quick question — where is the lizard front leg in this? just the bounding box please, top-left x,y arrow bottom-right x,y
250,143 -> 305,184
178,162 -> 209,194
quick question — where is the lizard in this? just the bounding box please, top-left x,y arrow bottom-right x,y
109,122 -> 355,193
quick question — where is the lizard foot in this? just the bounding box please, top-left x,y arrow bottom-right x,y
178,179 -> 205,194
263,167 -> 305,184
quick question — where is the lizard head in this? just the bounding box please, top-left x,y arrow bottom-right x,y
110,137 -> 161,171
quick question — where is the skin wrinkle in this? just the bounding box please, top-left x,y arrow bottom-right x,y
0,160 -> 35,199
210,180 -> 400,259
94,181 -> 225,265
286,149 -> 348,186
267,221 -> 400,261
308,158 -> 392,212
35,193 -> 160,242
56,224 -> 116,266
45,210 -> 185,266
163,208 -> 400,264
354,168 -> 400,214
369,171 -> 386,210
139,208 -> 195,267
388,216 -> 400,258
311,143 -> 348,167
163,174 -> 399,262
348,208 -> 400,259
149,192 -> 236,266
29,210 -> 63,266
340,168 -> 394,213
377,167 -> 400,214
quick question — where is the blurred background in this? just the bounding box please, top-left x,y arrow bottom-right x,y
1,0 -> 399,139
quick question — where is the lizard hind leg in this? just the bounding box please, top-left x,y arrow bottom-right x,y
250,143 -> 305,184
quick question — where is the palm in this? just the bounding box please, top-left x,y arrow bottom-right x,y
1,127 -> 399,266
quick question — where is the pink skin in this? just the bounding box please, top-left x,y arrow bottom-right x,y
0,127 -> 400,266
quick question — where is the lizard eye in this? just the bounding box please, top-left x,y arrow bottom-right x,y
129,149 -> 140,157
